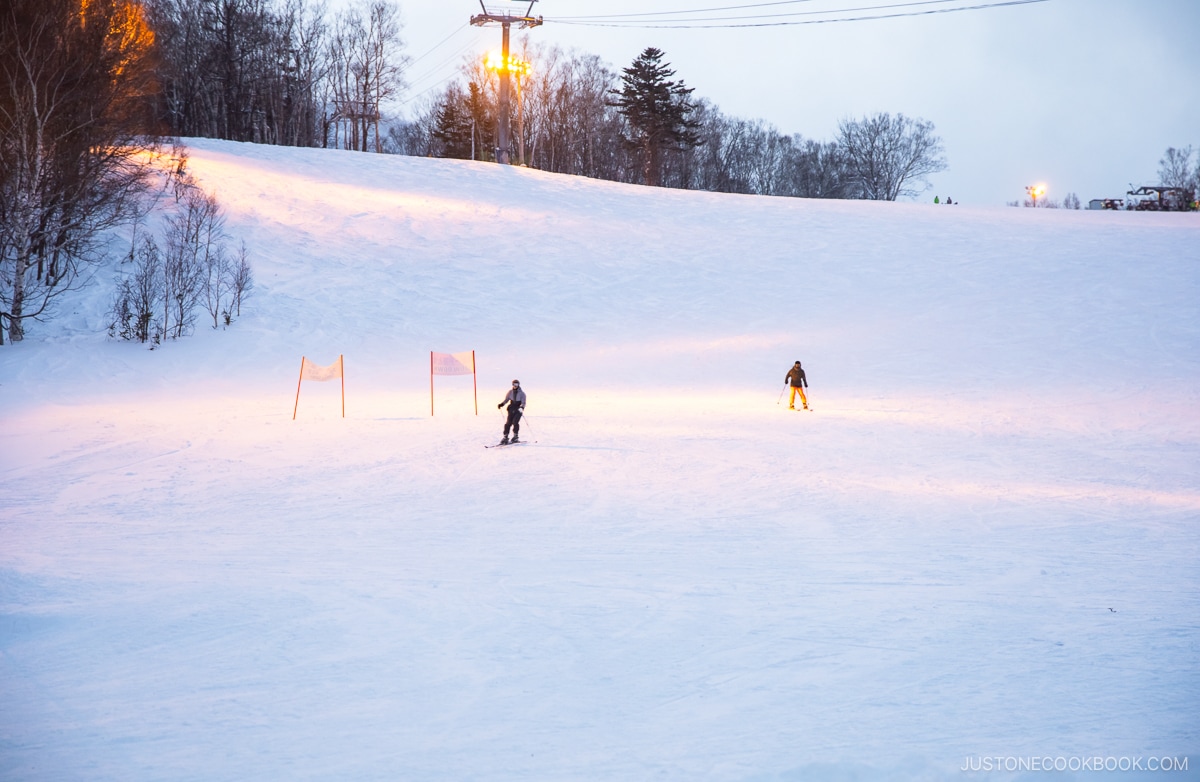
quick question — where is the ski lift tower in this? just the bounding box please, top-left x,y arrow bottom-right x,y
471,1 -> 542,164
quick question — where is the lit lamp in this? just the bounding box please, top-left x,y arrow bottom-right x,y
1026,183 -> 1046,207
486,52 -> 532,165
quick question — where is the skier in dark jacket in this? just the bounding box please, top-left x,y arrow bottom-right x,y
785,361 -> 808,410
497,379 -> 526,444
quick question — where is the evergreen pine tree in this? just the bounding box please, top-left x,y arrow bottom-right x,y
609,47 -> 701,186
432,82 -> 496,161
465,82 -> 496,162
432,86 -> 475,159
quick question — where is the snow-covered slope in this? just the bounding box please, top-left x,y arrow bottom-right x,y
1,139 -> 1198,781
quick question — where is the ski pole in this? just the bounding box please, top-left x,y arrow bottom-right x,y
776,385 -> 786,404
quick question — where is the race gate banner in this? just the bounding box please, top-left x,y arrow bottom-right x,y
430,350 -> 477,416
301,356 -> 343,382
294,354 -> 345,419
431,351 -> 475,376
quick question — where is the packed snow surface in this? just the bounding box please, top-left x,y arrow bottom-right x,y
2,139 -> 1198,781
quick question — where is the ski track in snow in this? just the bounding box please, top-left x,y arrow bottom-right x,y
1,139 -> 1198,781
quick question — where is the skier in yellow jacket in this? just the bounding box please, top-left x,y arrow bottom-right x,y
785,361 -> 808,410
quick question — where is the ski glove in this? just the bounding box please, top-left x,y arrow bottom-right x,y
498,402 -> 504,409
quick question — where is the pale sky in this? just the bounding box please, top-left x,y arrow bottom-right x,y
395,0 -> 1200,206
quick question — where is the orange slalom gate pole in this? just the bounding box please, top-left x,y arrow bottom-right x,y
292,356 -> 305,420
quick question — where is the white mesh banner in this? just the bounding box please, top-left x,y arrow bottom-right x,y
432,351 -> 474,376
301,356 -> 342,382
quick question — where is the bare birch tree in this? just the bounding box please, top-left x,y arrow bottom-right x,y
1158,145 -> 1195,190
837,112 -> 947,201
328,0 -> 407,152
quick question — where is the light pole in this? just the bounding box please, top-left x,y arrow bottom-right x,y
486,51 -> 531,165
1026,183 -> 1046,207
470,2 -> 541,165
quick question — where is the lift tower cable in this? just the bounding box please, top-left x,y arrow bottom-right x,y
470,2 -> 542,165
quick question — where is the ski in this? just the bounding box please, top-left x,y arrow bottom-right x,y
485,440 -> 535,448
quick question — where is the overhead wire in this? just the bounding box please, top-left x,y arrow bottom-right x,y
552,0 -> 861,19
393,0 -> 1047,109
554,0 -> 975,24
544,0 -> 1049,28
402,29 -> 491,105
407,23 -> 470,68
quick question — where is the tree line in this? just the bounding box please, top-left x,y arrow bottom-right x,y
1,0 -> 260,344
145,0 -> 938,201
147,0 -> 408,152
393,43 -> 948,202
132,0 -> 1200,210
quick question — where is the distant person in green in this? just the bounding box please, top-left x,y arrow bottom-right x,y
785,361 -> 808,410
